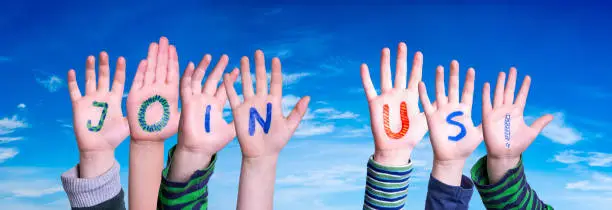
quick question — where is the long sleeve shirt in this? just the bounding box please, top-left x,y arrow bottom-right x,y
471,156 -> 554,210
157,145 -> 216,210
60,160 -> 126,210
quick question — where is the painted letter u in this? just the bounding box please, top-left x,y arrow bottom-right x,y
383,101 -> 410,139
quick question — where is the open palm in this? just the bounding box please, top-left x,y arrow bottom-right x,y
482,68 -> 553,159
224,50 -> 310,158
68,52 -> 129,152
126,37 -> 180,141
361,43 -> 427,165
418,61 -> 482,162
178,54 -> 239,154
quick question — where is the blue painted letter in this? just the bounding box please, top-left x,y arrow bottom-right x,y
249,103 -> 272,136
446,111 -> 467,141
205,105 -> 211,133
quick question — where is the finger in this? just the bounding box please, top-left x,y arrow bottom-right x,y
240,56 -> 255,98
515,75 -> 531,109
192,54 -> 212,95
482,82 -> 492,115
394,42 -> 408,89
85,55 -> 96,95
130,60 -> 147,91
493,72 -> 506,108
407,51 -> 423,90
418,82 -> 434,114
530,114 -> 554,134
180,62 -> 195,98
155,37 -> 169,84
435,65 -> 447,105
144,42 -> 158,85
166,45 -> 180,85
504,67 -> 518,104
254,50 -> 268,96
216,68 -> 239,101
286,96 -> 311,132
448,60 -> 460,104
380,47 -> 392,93
67,69 -> 82,102
224,72 -> 240,109
97,52 -> 110,92
203,54 -> 229,95
360,64 -> 377,101
461,68 -> 476,108
111,56 -> 126,96
270,57 -> 283,97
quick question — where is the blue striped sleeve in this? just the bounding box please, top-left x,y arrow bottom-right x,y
363,156 -> 413,210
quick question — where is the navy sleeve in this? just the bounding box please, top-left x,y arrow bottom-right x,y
425,174 -> 474,210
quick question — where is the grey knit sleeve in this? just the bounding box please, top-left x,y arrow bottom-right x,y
60,160 -> 123,209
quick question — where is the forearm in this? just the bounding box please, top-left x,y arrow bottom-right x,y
168,147 -> 212,182
129,140 -> 165,210
79,150 -> 115,178
486,156 -> 520,184
237,155 -> 278,210
431,159 -> 465,186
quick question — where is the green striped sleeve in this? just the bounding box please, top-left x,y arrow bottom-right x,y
363,155 -> 412,210
157,146 -> 216,210
470,156 -> 553,210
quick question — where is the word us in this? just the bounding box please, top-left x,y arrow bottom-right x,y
249,103 -> 272,136
87,101 -> 108,132
446,111 -> 466,141
138,95 -> 170,132
504,113 -> 511,149
383,102 -> 410,139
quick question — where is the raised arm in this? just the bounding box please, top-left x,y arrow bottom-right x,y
61,52 -> 129,209
360,43 -> 429,209
224,50 -> 310,210
418,61 -> 481,210
157,54 -> 240,209
126,37 -> 180,210
474,68 -> 554,209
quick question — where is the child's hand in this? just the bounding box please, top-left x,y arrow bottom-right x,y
177,55 -> 239,155
223,50 -> 310,159
418,61 -> 482,185
360,43 -> 428,166
126,37 -> 180,142
67,52 -> 129,178
482,68 -> 553,183
167,54 -> 240,182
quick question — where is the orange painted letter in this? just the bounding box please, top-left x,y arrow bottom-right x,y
383,102 -> 410,139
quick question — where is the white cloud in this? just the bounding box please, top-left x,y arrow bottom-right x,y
0,137 -> 23,144
294,121 -> 334,137
531,112 -> 582,144
312,108 -> 359,120
12,186 -> 63,197
36,75 -> 64,92
0,148 -> 18,163
334,126 -> 370,138
0,115 -> 27,135
566,172 -> 612,191
554,150 -> 612,167
17,104 -> 26,109
236,72 -> 311,86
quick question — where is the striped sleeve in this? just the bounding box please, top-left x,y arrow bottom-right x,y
157,146 -> 216,210
363,156 -> 412,210
470,156 -> 553,210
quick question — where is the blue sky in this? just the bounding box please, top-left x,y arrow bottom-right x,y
1,1 -> 612,209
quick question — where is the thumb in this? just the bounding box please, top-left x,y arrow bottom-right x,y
286,96 -> 311,132
530,114 -> 554,134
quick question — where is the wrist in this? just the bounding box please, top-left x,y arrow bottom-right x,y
431,159 -> 466,186
242,155 -> 278,169
486,155 -> 520,184
79,150 -> 115,178
373,148 -> 412,166
167,146 -> 214,182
